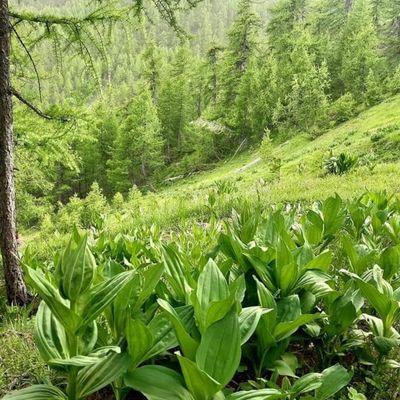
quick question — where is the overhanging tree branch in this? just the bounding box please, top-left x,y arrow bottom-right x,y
11,25 -> 43,101
11,87 -> 72,122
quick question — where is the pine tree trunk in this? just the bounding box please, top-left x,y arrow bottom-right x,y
0,0 -> 30,305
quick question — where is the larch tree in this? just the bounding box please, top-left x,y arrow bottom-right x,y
218,0 -> 259,141
107,82 -> 164,191
0,0 -> 203,305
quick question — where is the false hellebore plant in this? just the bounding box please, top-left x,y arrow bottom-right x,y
4,233 -> 135,400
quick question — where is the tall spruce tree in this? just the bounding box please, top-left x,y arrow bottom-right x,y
218,0 -> 260,138
383,0 -> 400,65
337,0 -> 380,100
108,83 -> 163,192
158,46 -> 195,162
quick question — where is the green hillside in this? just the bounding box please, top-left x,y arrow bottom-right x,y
163,95 -> 400,199
117,94 -> 400,231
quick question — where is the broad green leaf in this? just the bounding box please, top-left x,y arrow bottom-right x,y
274,313 -> 322,341
178,355 -> 221,400
80,270 -> 135,329
275,240 -> 298,295
78,321 -> 98,356
230,274 -> 247,305
126,319 -> 154,367
255,277 -> 277,327
373,336 -> 400,356
315,365 -> 352,400
34,302 -> 70,363
49,346 -> 121,367
218,232 -> 249,272
3,385 -> 67,400
226,389 -> 284,400
60,234 -> 95,301
162,245 -> 191,302
304,210 -> 324,245
144,313 -> 179,360
321,195 -> 344,236
277,295 -> 301,322
25,267 -> 80,332
295,270 -> 333,297
197,259 -> 229,304
125,365 -> 194,400
239,307 -> 271,345
380,245 -> 400,280
255,278 -> 277,349
348,272 -> 398,332
108,275 -> 142,335
76,352 -> 131,398
326,299 -> 358,337
196,309 -> 241,386
291,372 -> 323,395
270,360 -> 297,378
304,251 -> 332,272
133,263 -> 164,312
203,295 -> 236,331
158,299 -> 199,359
244,253 -> 275,292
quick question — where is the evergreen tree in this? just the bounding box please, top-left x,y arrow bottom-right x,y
79,103 -> 119,196
337,0 -> 380,100
234,55 -> 279,140
108,83 -> 163,192
158,46 -> 195,162
140,41 -> 164,102
217,0 -> 260,137
383,0 -> 400,64
267,0 -> 307,58
284,27 -> 330,131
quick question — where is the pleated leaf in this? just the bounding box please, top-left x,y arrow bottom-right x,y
3,385 -> 67,400
49,346 -> 120,367
239,306 -> 271,345
196,309 -> 241,387
226,389 -> 284,400
34,302 -> 70,363
60,234 -> 96,301
126,319 -> 154,368
158,299 -> 199,359
79,270 -> 135,329
125,365 -> 194,400
178,355 -> 221,400
76,351 -> 131,398
26,267 -> 80,332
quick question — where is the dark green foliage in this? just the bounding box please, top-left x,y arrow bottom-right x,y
324,152 -> 358,175
7,0 -> 400,229
329,93 -> 357,123
107,83 -> 164,191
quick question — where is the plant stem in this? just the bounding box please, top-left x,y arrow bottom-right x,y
68,301 -> 79,400
67,332 -> 79,400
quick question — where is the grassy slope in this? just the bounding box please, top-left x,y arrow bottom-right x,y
21,95 -> 400,240
157,95 -> 400,205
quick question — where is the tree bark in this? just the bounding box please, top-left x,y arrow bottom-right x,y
344,0 -> 353,13
0,0 -> 30,305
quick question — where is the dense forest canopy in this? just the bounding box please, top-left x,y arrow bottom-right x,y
8,0 -> 400,228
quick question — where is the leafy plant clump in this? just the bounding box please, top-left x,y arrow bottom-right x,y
3,192 -> 400,399
324,153 -> 358,175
